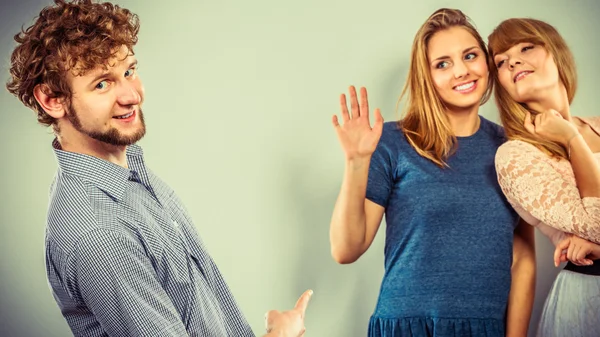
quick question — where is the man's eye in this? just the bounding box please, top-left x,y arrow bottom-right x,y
96,81 -> 108,90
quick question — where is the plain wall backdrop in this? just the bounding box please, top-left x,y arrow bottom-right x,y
1,0 -> 598,336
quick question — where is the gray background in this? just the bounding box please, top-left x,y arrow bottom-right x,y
1,0 -> 598,336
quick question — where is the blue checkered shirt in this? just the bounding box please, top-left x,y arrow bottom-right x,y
45,139 -> 255,336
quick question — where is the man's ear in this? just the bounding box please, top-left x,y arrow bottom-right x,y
33,84 -> 66,119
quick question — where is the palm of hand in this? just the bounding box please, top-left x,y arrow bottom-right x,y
336,117 -> 382,159
333,86 -> 384,160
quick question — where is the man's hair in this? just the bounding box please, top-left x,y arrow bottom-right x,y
6,0 -> 140,127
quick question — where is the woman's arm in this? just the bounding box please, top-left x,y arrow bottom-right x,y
330,157 -> 385,264
525,111 -> 600,199
567,133 -> 600,197
496,141 -> 600,243
329,86 -> 386,264
506,220 -> 536,337
554,234 -> 600,267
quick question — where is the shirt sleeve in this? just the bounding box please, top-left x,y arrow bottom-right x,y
366,132 -> 395,208
495,141 -> 600,244
68,228 -> 189,337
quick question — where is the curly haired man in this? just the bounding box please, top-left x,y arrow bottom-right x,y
6,1 -> 312,336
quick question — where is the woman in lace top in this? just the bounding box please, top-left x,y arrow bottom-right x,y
488,18 -> 600,337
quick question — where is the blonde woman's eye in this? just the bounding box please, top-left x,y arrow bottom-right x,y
436,61 -> 449,69
125,68 -> 135,77
522,45 -> 534,52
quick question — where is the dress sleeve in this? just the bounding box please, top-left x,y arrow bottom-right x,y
495,141 -> 600,244
365,128 -> 396,208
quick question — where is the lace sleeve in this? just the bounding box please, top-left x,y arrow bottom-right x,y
495,141 -> 600,244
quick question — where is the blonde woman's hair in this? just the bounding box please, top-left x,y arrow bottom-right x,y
399,8 -> 492,168
488,18 -> 577,160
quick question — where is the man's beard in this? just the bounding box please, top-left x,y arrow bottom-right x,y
66,105 -> 146,146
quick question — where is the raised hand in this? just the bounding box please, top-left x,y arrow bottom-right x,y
553,234 -> 600,267
332,86 -> 384,161
524,109 -> 579,146
264,290 -> 313,337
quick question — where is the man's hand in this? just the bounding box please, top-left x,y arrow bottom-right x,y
264,290 -> 313,337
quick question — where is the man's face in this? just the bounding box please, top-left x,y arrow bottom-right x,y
65,46 -> 146,146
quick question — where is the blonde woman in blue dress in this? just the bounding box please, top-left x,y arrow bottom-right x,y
329,8 -> 536,337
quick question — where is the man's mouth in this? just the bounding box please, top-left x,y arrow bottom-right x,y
113,111 -> 135,119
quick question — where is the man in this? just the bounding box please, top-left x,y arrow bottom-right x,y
6,0 -> 311,336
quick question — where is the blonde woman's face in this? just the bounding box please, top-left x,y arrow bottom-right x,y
493,42 -> 559,104
427,27 -> 488,112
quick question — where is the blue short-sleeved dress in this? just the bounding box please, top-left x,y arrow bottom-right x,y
366,117 -> 519,337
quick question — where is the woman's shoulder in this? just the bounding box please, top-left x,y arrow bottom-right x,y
497,138 -> 539,154
478,116 -> 509,145
382,120 -> 402,134
379,120 -> 408,146
577,115 -> 600,130
496,139 -> 555,167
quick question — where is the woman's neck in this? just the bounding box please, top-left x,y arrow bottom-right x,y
525,84 -> 572,122
446,104 -> 481,137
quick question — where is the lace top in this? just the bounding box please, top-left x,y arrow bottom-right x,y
495,116 -> 600,245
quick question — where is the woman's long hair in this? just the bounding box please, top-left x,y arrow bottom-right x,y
399,8 -> 492,167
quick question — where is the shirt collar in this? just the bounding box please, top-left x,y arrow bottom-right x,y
52,138 -> 147,202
